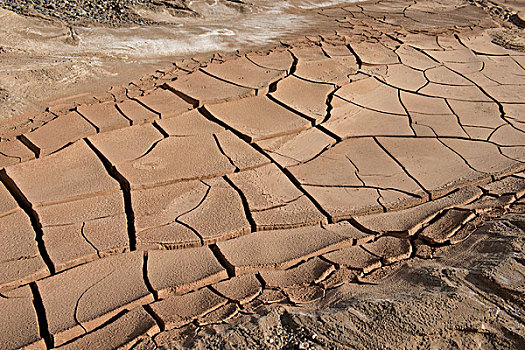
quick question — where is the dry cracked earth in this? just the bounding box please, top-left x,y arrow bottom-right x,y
1,0 -> 525,349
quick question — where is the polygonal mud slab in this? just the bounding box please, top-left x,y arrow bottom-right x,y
257,128 -> 335,167
247,49 -> 294,73
150,288 -> 227,330
203,95 -> 311,143
377,137 -> 488,198
294,56 -> 357,85
228,164 -> 326,229
289,137 -> 426,219
132,177 -> 250,248
323,245 -> 381,273
117,99 -> 159,125
271,75 -> 333,123
260,258 -> 335,288
77,101 -> 130,132
166,71 -> 255,107
0,286 -> 45,350
137,88 -> 193,119
5,140 -> 119,206
212,274 -> 262,304
57,307 -> 159,350
0,139 -> 35,168
20,112 -> 96,156
88,123 -> 164,165
202,57 -> 285,91
323,97 -> 413,138
215,223 -> 364,275
147,247 -> 228,298
353,186 -> 482,235
37,251 -> 153,346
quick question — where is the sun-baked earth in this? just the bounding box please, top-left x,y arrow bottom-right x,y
0,0 -> 525,349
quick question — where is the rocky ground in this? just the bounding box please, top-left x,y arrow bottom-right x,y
0,0 -> 524,349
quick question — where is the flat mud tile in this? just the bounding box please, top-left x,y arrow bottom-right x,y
204,95 -> 311,143
418,83 -> 491,102
0,181 -> 18,217
257,128 -> 335,167
399,91 -> 451,115
442,138 -> 524,178
258,289 -> 287,304
379,64 -> 428,91
335,77 -> 405,115
424,66 -> 472,86
447,100 -> 502,129
77,101 -> 130,132
419,209 -> 476,244
228,164 -> 325,229
395,45 -> 440,70
147,247 -> 228,298
117,99 -> 159,125
178,178 -> 250,244
0,286 -> 45,350
411,113 -> 469,138
349,42 -> 399,65
364,236 -> 412,264
137,89 -> 192,119
0,139 -> 35,168
150,288 -> 227,330
377,137 -> 487,198
271,75 -> 333,123
489,125 -> 525,147
36,251 -> 152,347
202,57 -> 285,91
116,135 -> 236,189
6,141 -> 119,206
320,267 -> 359,289
57,307 -> 159,350
88,123 -> 163,165
197,303 -> 239,326
246,49 -> 294,73
166,71 -> 254,107
20,112 -> 96,156
294,56 -> 357,85
323,98 -> 413,138
215,224 -> 355,275
323,245 -> 381,273
212,274 -> 262,304
284,285 -> 325,304
483,176 -> 525,197
260,258 -> 335,288
157,109 -> 223,136
353,186 -> 482,235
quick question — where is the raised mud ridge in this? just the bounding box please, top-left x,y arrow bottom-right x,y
1,0 -> 525,348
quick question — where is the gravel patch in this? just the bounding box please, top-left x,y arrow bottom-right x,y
0,0 -> 195,25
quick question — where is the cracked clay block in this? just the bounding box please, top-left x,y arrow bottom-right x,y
215,223 -> 358,275
58,307 -> 159,350
166,70 -> 255,107
20,112 -> 96,156
147,247 -> 228,298
150,288 -> 227,330
137,88 -> 192,119
204,95 -> 311,143
202,57 -> 285,91
77,101 -> 130,132
228,163 -> 325,229
0,286 -> 45,350
36,251 -> 153,346
5,140 -> 119,206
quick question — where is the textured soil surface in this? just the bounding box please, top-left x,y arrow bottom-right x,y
0,0 -> 525,349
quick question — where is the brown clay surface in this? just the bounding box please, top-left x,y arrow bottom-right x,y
1,0 -> 525,349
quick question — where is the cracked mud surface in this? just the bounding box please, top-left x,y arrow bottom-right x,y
1,0 -> 525,349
